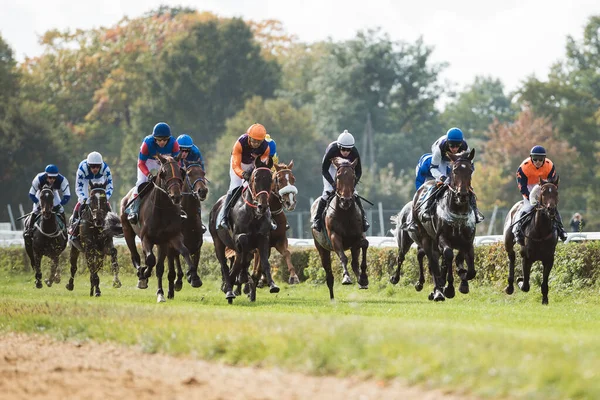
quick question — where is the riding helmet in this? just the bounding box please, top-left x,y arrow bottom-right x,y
45,164 -> 59,177
176,134 -> 194,149
152,122 -> 171,138
446,127 -> 464,142
530,145 -> 546,156
247,123 -> 267,141
337,130 -> 355,148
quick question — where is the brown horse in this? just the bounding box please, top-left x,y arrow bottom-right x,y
311,157 -> 369,300
253,160 -> 300,285
167,161 -> 208,299
504,176 -> 560,305
120,154 -> 201,303
411,149 -> 477,301
209,157 -> 276,303
66,182 -> 123,296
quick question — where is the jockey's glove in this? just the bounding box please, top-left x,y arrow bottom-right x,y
242,170 -> 252,181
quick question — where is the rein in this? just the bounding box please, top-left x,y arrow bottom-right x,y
243,167 -> 271,208
182,163 -> 207,199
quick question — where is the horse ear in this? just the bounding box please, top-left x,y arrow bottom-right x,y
447,152 -> 457,162
267,156 -> 274,169
539,176 -> 544,185
553,175 -> 560,186
332,157 -> 341,168
156,154 -> 166,164
469,148 -> 475,160
288,160 -> 294,169
274,163 -> 281,172
350,158 -> 358,169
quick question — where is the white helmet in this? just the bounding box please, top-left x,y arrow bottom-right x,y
337,129 -> 355,148
87,151 -> 103,165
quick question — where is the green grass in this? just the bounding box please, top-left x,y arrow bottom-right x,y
1,271 -> 599,399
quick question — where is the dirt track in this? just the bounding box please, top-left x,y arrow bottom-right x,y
0,333 -> 474,400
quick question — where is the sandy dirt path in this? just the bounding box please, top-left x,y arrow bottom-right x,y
0,333 -> 475,400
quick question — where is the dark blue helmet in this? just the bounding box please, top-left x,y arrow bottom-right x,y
153,122 -> 171,138
446,127 -> 464,142
45,164 -> 59,176
530,145 -> 546,156
176,134 -> 193,149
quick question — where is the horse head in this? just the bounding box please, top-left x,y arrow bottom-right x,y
272,160 -> 298,211
247,157 -> 273,218
183,160 -> 209,201
332,157 -> 357,210
39,184 -> 55,220
538,175 -> 560,220
155,154 -> 184,205
447,148 -> 475,205
88,182 -> 109,228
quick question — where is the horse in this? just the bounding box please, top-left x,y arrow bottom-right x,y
209,157 -> 276,304
23,185 -> 68,288
66,182 -> 123,296
411,149 -> 477,301
166,160 -> 208,299
253,160 -> 300,286
310,157 -> 369,300
120,154 -> 202,303
503,176 -> 560,305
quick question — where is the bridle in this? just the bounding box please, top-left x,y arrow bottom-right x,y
271,168 -> 298,213
243,167 -> 271,208
182,163 -> 208,201
153,159 -> 183,195
535,182 -> 558,221
335,164 -> 356,203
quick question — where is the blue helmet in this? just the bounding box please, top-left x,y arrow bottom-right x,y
530,145 -> 546,156
45,164 -> 59,176
153,122 -> 171,138
446,127 -> 464,142
176,134 -> 193,149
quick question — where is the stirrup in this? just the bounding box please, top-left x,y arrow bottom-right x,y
271,222 -> 278,230
180,211 -> 188,220
362,219 -> 370,232
311,219 -> 322,232
128,213 -> 138,224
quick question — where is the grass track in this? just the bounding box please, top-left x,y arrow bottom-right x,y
1,272 -> 599,399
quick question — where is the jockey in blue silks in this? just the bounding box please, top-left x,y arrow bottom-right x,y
24,164 -> 71,238
176,134 -> 205,169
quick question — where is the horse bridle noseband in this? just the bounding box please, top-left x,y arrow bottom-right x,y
182,163 -> 208,200
153,160 -> 183,194
335,164 -> 356,200
243,167 -> 271,208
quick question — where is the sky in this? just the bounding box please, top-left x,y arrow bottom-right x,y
1,0 -> 598,93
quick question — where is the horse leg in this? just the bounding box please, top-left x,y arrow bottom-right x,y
214,238 -> 234,300
45,255 -> 60,287
33,252 -> 43,289
415,248 -> 426,291
518,256 -> 532,292
541,256 -> 554,305
141,236 -> 156,279
504,237 -> 516,295
258,238 -> 279,294
455,251 -> 468,295
66,245 -> 79,291
167,251 -> 176,299
251,250 -> 263,289
108,245 -> 121,288
439,239 -> 455,299
276,239 -> 299,285
227,253 -> 246,304
155,245 -> 167,303
91,263 -> 101,297
390,231 -> 412,285
358,237 -> 369,289
171,236 -> 201,288
423,237 -> 444,302
315,240 -> 334,300
330,233 -> 351,285
123,224 -> 145,289
174,255 -> 184,291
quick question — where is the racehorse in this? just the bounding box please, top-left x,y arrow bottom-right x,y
23,184 -> 67,288
166,160 -> 208,299
209,157 -> 276,303
66,182 -> 123,296
411,149 -> 477,301
311,157 -> 369,300
120,154 -> 202,303
253,160 -> 300,286
503,176 -> 560,305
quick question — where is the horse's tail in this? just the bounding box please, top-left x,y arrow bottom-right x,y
104,212 -> 124,238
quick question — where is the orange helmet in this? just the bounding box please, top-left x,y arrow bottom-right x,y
247,123 -> 267,141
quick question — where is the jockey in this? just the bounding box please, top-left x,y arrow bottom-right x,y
418,127 -> 484,223
127,122 -> 181,224
217,123 -> 275,230
311,129 -> 369,232
68,151 -> 113,251
176,134 -> 205,169
512,145 -> 568,243
24,164 -> 71,239
265,134 -> 279,165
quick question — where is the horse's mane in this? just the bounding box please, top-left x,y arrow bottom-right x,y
454,150 -> 472,161
274,162 -> 291,170
333,157 -> 353,167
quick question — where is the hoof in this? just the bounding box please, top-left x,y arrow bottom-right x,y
227,297 -> 233,304
459,281 -> 469,294
289,276 -> 300,285
428,292 -> 434,301
226,290 -> 236,300
256,279 -> 265,288
415,281 -> 424,292
444,285 -> 455,299
35,280 -> 43,289
358,284 -> 369,290
54,276 -> 61,284
234,287 -> 242,296
167,291 -> 174,300
190,277 -> 202,288
466,270 -> 476,280
157,293 -> 166,303
389,275 -> 400,285
542,297 -> 549,305
269,285 -> 280,294
243,284 -> 250,295
113,279 -> 122,289
433,290 -> 445,302
137,279 -> 148,289
341,274 -> 352,285
66,281 -> 74,291
174,281 -> 183,292
44,279 -> 52,287
504,285 -> 514,295
94,291 -> 101,297
517,278 -> 530,292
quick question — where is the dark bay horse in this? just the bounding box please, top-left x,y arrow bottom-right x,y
311,157 -> 369,300
253,160 -> 300,285
166,160 -> 208,299
23,185 -> 67,288
412,149 -> 477,301
209,157 -> 276,303
120,154 -> 201,303
504,176 -> 560,305
66,182 -> 123,296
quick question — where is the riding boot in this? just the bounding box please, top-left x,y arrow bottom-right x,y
469,194 -> 485,223
127,195 -> 141,225
420,191 -> 435,221
355,195 -> 370,232
198,207 -> 207,234
311,198 -> 327,232
555,211 -> 568,242
512,214 -> 525,245
68,210 -> 82,251
217,192 -> 235,230
23,212 -> 38,239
